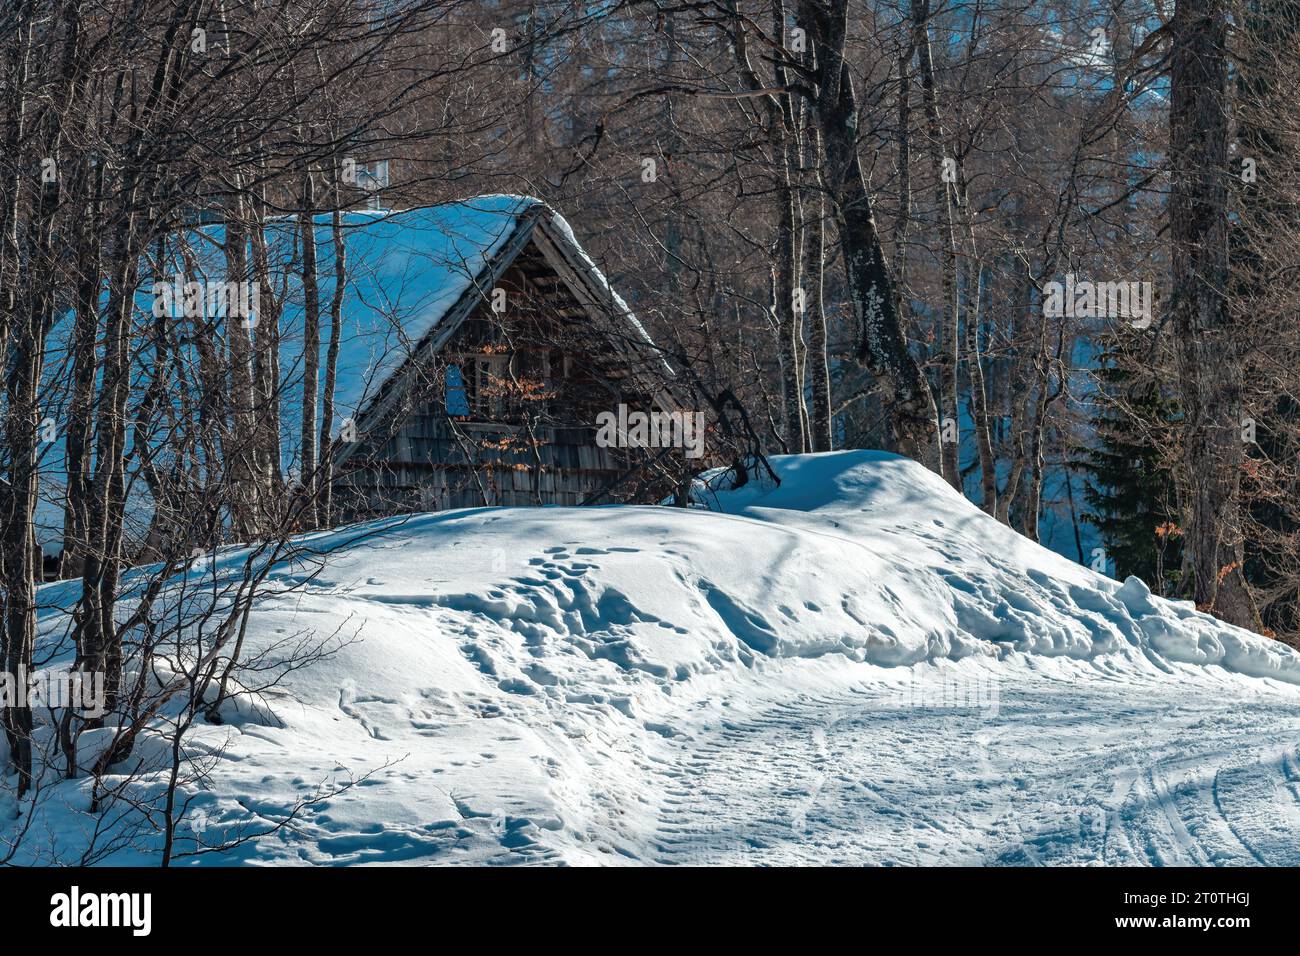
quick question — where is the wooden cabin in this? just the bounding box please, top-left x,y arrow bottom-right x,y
328,196 -> 685,518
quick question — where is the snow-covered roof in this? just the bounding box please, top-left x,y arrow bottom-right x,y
306,195 -> 662,452
318,195 -> 538,439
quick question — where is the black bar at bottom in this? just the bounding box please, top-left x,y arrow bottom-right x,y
0,865 -> 1271,944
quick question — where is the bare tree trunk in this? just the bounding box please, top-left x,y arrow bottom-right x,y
800,0 -> 940,467
61,171 -> 102,578
769,166 -> 800,455
911,0 -> 961,488
2,338 -> 40,794
225,184 -> 260,540
776,0 -> 807,452
956,172 -> 997,514
299,168 -> 321,527
1,142 -> 51,793
56,0 -> 98,579
319,193 -> 346,526
892,27 -> 915,279
806,188 -> 833,451
1169,0 -> 1260,627
727,0 -> 807,453
249,175 -> 283,501
997,261 -> 1036,526
79,234 -> 137,716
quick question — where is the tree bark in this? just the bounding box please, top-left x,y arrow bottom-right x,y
319,194 -> 346,526
1168,0 -> 1261,627
225,183 -> 260,540
800,0 -> 940,467
299,168 -> 321,527
806,189 -> 833,451
911,0 -> 961,488
956,169 -> 997,514
249,174 -> 284,503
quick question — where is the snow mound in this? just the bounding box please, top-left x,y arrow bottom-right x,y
14,451 -> 1300,865
687,451 -> 1300,682
240,451 -> 1298,686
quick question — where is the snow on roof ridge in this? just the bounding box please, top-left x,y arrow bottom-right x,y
359,194 -> 660,354
348,193 -> 544,217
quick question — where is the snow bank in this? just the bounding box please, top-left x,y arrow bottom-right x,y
685,451 -> 1300,682
232,450 -> 1299,686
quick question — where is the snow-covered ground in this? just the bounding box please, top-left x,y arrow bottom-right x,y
10,451 -> 1300,865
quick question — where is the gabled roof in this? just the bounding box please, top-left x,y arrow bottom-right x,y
326,195 -> 669,468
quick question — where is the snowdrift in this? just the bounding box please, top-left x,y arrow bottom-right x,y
691,451 -> 1300,681
10,451 -> 1300,865
269,448 -> 1300,686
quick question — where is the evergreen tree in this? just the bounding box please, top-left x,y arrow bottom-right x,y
1080,336 -> 1182,595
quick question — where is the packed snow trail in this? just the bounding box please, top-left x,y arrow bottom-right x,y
9,451 -> 1300,865
641,665 -> 1300,866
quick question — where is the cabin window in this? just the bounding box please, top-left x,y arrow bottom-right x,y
447,352 -> 550,421
473,354 -> 511,418
445,364 -> 470,417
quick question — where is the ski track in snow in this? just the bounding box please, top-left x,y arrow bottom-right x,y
629,676 -> 1300,866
